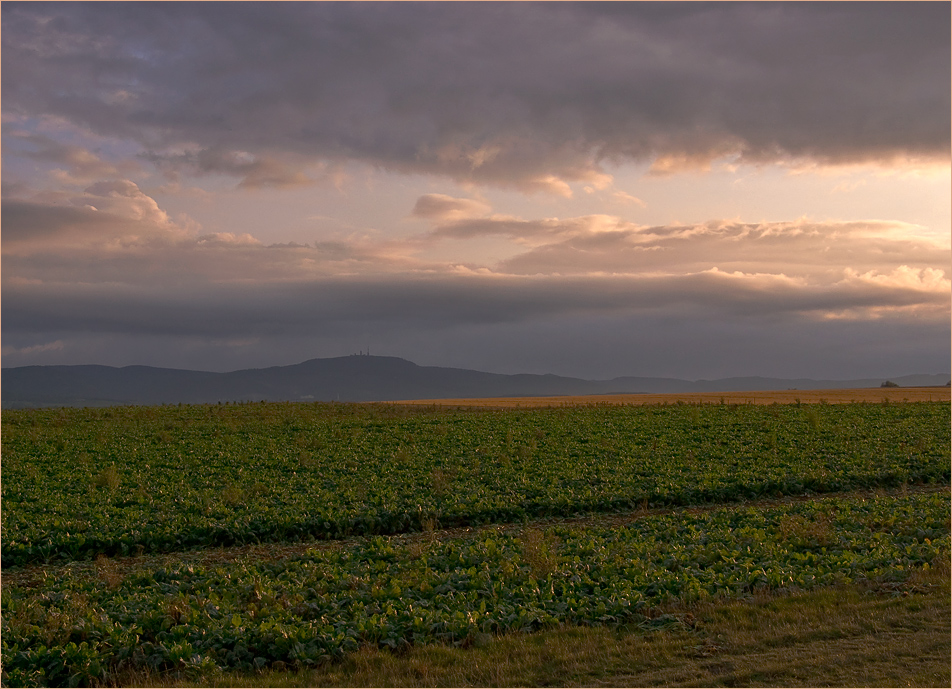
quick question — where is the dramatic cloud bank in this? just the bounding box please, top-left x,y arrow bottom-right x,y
4,182 -> 948,375
3,3 -> 948,192
2,2 -> 949,379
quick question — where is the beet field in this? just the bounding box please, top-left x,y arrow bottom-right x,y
2,400 -> 949,687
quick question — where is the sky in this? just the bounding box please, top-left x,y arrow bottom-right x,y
2,1 -> 950,380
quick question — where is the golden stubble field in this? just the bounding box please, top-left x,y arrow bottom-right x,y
394,386 -> 951,408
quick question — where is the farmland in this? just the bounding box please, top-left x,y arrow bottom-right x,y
395,385 -> 952,408
2,399 -> 949,686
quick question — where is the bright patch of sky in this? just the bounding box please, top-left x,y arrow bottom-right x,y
142,159 -> 951,264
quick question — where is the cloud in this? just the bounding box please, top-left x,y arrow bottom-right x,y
82,180 -> 172,222
6,307 -> 947,382
5,267 -> 948,357
143,148 -> 316,189
494,218 -> 950,279
3,2 -> 947,192
1,339 -> 65,357
647,146 -> 744,177
6,181 -> 946,304
196,232 -> 262,247
610,191 -> 647,207
2,180 -> 190,251
410,194 -> 491,222
5,190 -> 947,340
10,132 -> 137,182
3,4 -> 948,381
839,266 -> 951,296
1,200 -> 126,245
419,214 -> 949,287
3,169 -> 948,378
427,215 -> 601,245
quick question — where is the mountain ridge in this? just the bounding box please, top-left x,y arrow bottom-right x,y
2,355 -> 948,408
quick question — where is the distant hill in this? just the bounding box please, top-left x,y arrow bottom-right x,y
2,355 -> 949,408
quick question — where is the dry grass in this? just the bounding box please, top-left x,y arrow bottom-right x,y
391,386 -> 951,408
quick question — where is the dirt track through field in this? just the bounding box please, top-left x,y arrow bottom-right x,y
4,483 -> 947,591
392,386 -> 951,408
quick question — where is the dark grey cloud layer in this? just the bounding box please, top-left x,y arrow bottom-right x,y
4,290 -> 949,381
5,271 -> 948,341
3,2 -> 948,189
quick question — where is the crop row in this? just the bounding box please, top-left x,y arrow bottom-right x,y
3,401 -> 948,566
2,491 -> 948,687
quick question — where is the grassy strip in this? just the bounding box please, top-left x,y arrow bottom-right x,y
3,492 -> 948,687
147,564 -> 950,688
3,401 -> 948,566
